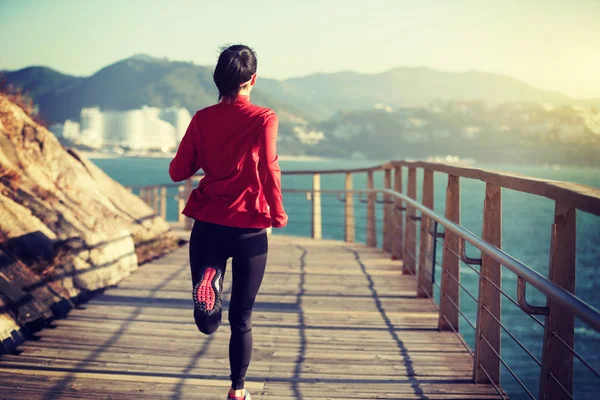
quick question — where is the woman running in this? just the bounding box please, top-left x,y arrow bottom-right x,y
168,44 -> 288,400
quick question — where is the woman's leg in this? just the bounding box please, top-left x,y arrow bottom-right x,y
228,229 -> 268,391
189,220 -> 229,335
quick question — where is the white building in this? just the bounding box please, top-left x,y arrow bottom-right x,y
102,111 -> 123,148
141,107 -> 177,150
121,110 -> 145,150
80,107 -> 104,148
75,106 -> 191,151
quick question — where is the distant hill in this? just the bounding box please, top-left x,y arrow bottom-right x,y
575,98 -> 600,109
3,55 -> 583,125
4,55 -> 599,166
258,67 -> 571,119
276,102 -> 600,166
2,56 -> 309,125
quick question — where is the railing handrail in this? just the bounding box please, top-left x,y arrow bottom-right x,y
373,188 -> 600,333
188,162 -> 391,178
391,161 -> 600,217
126,183 -> 182,190
186,160 -> 600,216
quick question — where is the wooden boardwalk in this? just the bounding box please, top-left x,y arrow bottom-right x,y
0,236 -> 501,399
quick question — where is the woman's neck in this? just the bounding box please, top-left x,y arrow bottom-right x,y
238,87 -> 252,97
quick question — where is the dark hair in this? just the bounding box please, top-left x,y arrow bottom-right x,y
213,44 -> 257,102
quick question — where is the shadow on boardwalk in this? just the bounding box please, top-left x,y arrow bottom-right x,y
0,237 -> 500,400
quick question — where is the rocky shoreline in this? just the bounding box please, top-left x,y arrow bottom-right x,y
0,95 -> 180,353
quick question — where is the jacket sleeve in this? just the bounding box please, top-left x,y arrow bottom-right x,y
258,112 -> 288,228
169,113 -> 201,182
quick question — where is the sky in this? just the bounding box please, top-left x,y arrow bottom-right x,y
1,0 -> 599,98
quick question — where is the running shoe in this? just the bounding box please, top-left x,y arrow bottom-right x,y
193,266 -> 222,315
227,389 -> 251,400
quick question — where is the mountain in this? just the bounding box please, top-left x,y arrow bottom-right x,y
3,66 -> 83,98
2,56 -> 582,126
1,56 -> 310,125
258,67 -> 571,119
4,55 -> 599,165
277,101 -> 600,166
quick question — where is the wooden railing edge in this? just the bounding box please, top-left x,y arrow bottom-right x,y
166,160 -> 600,216
391,160 -> 600,217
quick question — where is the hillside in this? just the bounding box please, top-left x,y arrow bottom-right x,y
2,56 -> 310,125
3,55 -> 579,125
258,67 -> 571,119
276,101 -> 600,166
4,55 -> 599,166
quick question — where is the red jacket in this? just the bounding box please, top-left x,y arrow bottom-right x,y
169,95 -> 288,229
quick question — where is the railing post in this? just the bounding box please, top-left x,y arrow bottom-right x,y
392,165 -> 403,261
160,187 -> 167,220
403,167 -> 417,275
312,173 -> 322,240
345,172 -> 355,243
439,175 -> 460,331
383,167 -> 392,253
474,183 -> 502,384
178,185 -> 186,224
417,169 -> 434,298
153,186 -> 159,214
184,179 -> 193,231
539,203 -> 576,400
139,188 -> 146,205
366,171 -> 376,247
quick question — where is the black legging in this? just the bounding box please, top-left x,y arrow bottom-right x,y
189,220 -> 268,390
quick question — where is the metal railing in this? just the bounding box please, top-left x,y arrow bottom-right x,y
132,160 -> 600,400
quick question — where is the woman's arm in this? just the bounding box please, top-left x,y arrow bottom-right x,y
258,112 -> 288,228
169,113 -> 201,182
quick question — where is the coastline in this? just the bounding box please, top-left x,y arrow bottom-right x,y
81,150 -> 327,162
80,151 -> 600,172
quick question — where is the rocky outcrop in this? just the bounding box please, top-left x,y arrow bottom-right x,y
0,94 -> 179,352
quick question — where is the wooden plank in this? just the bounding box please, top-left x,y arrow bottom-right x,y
312,173 -> 322,240
539,203 -> 576,400
404,167 -> 418,275
439,175 -> 461,331
0,235 -> 502,399
344,172 -> 355,243
366,171 -> 377,247
474,183 -> 502,384
418,169 -> 434,298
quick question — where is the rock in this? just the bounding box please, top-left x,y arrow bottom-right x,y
0,94 -> 179,351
